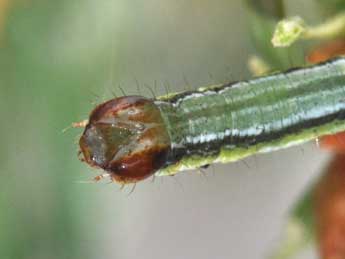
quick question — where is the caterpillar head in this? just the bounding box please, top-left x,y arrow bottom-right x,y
79,96 -> 171,183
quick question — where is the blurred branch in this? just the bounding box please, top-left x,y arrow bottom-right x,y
272,12 -> 345,48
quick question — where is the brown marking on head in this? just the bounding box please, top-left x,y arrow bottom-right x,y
79,96 -> 171,184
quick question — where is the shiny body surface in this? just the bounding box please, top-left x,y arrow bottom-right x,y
156,58 -> 345,175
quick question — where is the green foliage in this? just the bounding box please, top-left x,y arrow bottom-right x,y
247,1 -> 345,259
245,0 -> 305,70
271,17 -> 306,47
0,1 -> 124,258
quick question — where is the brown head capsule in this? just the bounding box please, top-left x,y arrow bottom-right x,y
79,96 -> 171,184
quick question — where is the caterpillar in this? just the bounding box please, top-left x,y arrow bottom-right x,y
77,57 -> 345,184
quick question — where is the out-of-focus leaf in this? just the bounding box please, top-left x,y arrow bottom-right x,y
271,17 -> 306,47
245,0 -> 305,71
0,1 -> 128,258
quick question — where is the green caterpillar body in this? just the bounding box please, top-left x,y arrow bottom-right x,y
155,58 -> 345,176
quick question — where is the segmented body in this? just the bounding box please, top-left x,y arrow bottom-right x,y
155,58 -> 345,176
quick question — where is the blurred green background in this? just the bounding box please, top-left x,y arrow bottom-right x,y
0,1 -> 335,259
